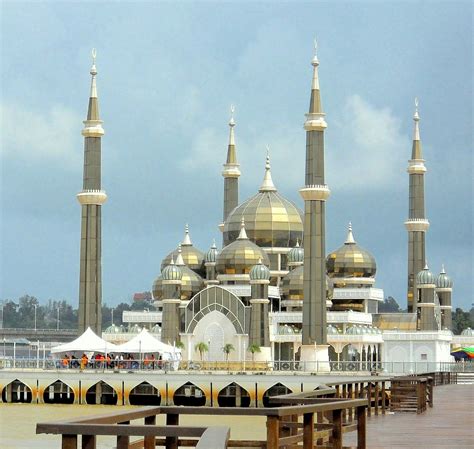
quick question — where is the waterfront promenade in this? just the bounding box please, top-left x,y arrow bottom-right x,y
346,384 -> 473,448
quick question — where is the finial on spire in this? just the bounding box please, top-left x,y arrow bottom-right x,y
257,257 -> 262,265
414,97 -> 420,121
170,256 -> 175,265
182,224 -> 192,246
226,104 -> 237,156
212,238 -> 216,249
296,238 -> 300,247
312,38 -> 319,66
345,222 -> 356,244
237,217 -> 248,239
175,243 -> 185,266
440,264 -> 446,274
259,147 -> 277,192
229,104 -> 235,127
424,261 -> 429,270
90,48 -> 97,76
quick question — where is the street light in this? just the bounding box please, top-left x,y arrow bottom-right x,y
111,308 -> 114,326
34,304 -> 38,331
56,306 -> 60,331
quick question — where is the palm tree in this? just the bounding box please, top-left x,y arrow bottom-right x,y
175,341 -> 185,350
222,343 -> 235,363
194,342 -> 209,361
248,343 -> 261,363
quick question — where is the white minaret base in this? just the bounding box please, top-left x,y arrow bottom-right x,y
300,344 -> 331,373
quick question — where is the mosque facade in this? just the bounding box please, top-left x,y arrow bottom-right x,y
77,47 -> 455,370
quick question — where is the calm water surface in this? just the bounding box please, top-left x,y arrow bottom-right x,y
0,403 -> 266,449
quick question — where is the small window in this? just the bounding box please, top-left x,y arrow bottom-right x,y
420,353 -> 427,361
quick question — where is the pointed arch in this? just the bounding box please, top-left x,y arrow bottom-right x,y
184,286 -> 250,334
129,381 -> 161,406
1,379 -> 32,403
217,382 -> 250,407
43,379 -> 75,404
85,381 -> 118,405
262,383 -> 292,407
173,382 -> 206,407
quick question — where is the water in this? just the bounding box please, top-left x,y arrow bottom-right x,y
0,403 -> 266,449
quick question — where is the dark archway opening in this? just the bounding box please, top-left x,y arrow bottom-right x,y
262,383 -> 292,407
1,379 -> 33,403
43,380 -> 75,404
217,382 -> 251,407
129,382 -> 161,406
86,381 -> 118,405
173,382 -> 206,406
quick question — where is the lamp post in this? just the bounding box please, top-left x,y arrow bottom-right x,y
34,304 -> 38,331
0,304 -> 4,329
111,308 -> 114,326
56,306 -> 60,331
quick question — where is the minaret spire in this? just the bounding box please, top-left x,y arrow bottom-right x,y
299,40 -> 330,365
345,222 -> 356,244
405,97 -> 429,312
221,104 -> 241,239
77,49 -> 107,334
259,147 -> 277,192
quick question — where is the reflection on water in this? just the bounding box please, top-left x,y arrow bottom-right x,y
0,403 -> 266,449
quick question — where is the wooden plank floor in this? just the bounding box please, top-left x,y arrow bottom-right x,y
346,384 -> 474,449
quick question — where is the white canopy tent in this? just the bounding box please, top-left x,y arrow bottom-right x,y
117,329 -> 180,358
51,327 -> 120,354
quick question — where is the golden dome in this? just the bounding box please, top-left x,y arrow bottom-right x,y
161,225 -> 205,276
326,223 -> 376,279
216,220 -> 270,275
281,266 -> 333,301
153,248 -> 204,301
223,155 -> 303,248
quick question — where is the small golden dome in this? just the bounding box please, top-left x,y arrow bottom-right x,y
326,223 -> 376,279
161,225 -> 205,276
223,155 -> 303,247
281,266 -> 332,301
216,220 -> 270,275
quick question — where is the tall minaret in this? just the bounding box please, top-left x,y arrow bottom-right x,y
299,41 -> 330,369
77,49 -> 107,334
220,105 -> 240,234
405,98 -> 429,313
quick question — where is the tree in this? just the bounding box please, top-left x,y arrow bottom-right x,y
222,343 -> 235,362
379,296 -> 402,313
248,343 -> 261,363
194,342 -> 209,361
175,341 -> 185,350
452,308 -> 473,335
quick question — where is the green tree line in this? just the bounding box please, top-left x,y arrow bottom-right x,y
1,295 -> 150,330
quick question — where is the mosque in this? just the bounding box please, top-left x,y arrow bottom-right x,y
76,46 -> 455,371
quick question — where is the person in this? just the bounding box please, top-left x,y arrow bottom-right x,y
61,354 -> 70,369
80,353 -> 88,371
151,354 -> 156,370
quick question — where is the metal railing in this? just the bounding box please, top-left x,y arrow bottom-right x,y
2,356 -> 473,374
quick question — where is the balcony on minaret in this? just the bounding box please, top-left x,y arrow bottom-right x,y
82,119 -> 104,138
77,189 -> 108,206
407,159 -> 427,174
299,184 -> 330,201
304,111 -> 327,131
404,218 -> 430,232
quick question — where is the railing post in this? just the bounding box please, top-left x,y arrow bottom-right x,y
356,405 -> 367,449
82,435 -> 96,449
381,381 -> 386,414
144,415 -> 156,449
266,416 -> 280,449
332,409 -> 343,449
166,414 -> 179,449
62,434 -> 77,449
303,412 -> 314,449
117,421 -> 130,449
374,382 -> 379,416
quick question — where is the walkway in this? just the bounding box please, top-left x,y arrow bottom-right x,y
346,384 -> 473,448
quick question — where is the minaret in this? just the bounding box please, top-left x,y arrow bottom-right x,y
161,258 -> 183,345
436,265 -> 453,329
77,49 -> 107,334
405,98 -> 429,313
220,105 -> 240,234
299,41 -> 330,369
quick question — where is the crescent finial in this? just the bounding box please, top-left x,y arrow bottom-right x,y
92,48 -> 97,63
314,38 -> 318,54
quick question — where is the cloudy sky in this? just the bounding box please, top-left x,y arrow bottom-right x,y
1,2 -> 472,310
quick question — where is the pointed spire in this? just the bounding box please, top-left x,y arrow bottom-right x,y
440,264 -> 446,274
175,244 -> 185,266
295,239 -> 300,248
182,224 -> 192,246
411,97 -> 423,159
259,146 -> 277,192
211,238 -> 217,249
225,104 -> 238,164
87,48 -> 100,121
424,262 -> 429,270
345,222 -> 356,244
257,257 -> 263,265
169,256 -> 175,266
309,39 -> 322,114
237,217 -> 248,240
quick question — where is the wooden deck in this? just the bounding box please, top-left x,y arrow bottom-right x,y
346,384 -> 473,448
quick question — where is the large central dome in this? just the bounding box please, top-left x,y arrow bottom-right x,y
223,155 -> 303,247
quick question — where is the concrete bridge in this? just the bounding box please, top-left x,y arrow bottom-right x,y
0,328 -> 77,342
